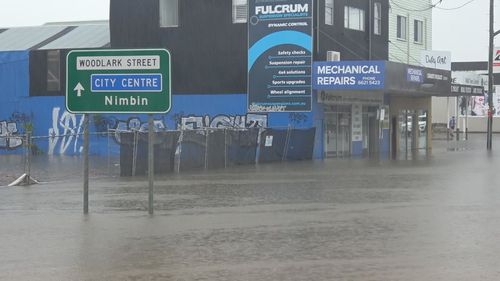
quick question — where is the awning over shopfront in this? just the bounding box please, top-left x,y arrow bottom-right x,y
384,61 -> 451,96
312,60 -> 459,97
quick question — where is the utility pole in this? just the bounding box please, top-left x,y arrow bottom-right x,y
487,0 -> 498,150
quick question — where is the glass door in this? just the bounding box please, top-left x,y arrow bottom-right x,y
399,110 -> 413,155
324,106 -> 351,158
418,110 -> 427,149
362,106 -> 379,156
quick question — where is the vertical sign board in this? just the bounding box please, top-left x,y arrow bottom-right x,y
248,0 -> 313,112
352,104 -> 362,142
66,49 -> 171,113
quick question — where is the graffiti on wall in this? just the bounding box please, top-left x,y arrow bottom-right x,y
0,121 -> 23,149
177,113 -> 268,130
48,107 -> 86,155
0,111 -> 35,150
49,109 -> 168,149
113,117 -> 166,144
12,109 -> 267,153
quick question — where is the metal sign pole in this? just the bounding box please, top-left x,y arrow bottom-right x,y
26,132 -> 31,184
65,49 -> 172,214
446,97 -> 450,141
487,0 -> 494,150
466,97 -> 469,140
83,114 -> 89,214
148,115 -> 154,215
456,97 -> 459,141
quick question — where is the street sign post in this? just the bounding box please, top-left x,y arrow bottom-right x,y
66,49 -> 171,114
66,49 -> 172,214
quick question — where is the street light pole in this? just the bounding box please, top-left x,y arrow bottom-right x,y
487,0 -> 494,150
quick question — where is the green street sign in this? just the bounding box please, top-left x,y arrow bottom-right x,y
66,49 -> 171,114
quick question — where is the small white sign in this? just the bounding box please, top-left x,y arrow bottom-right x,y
493,48 -> 500,73
452,71 -> 483,86
76,56 -> 161,70
420,50 -> 451,70
351,104 -> 362,142
265,135 -> 273,147
379,108 -> 385,121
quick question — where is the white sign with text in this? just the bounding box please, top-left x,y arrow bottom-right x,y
420,50 -> 451,70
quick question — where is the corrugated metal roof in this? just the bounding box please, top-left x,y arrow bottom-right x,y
44,20 -> 108,26
0,26 -> 68,51
39,24 -> 110,50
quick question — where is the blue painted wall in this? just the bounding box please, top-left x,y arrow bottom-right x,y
1,93 -> 317,156
0,51 -> 29,102
0,50 -> 317,157
0,51 -> 30,151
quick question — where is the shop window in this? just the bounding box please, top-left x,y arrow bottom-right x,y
159,0 -> 179,27
344,6 -> 365,31
397,15 -> 407,40
373,2 -> 381,35
325,0 -> 334,25
233,0 -> 247,23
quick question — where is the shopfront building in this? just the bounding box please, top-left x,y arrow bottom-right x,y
318,91 -> 387,158
313,60 -> 451,159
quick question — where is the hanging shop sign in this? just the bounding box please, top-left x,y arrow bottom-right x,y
420,50 -> 451,71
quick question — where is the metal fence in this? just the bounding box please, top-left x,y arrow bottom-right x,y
118,127 -> 316,176
0,127 -> 315,185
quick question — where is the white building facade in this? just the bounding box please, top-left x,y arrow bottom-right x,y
386,1 -> 436,147
388,0 -> 432,65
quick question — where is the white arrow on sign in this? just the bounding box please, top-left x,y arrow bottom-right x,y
74,83 -> 85,97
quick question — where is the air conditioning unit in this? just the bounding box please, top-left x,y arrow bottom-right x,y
327,51 -> 340,61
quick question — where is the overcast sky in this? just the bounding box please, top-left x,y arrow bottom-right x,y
433,0 -> 500,62
0,0 -> 109,27
0,0 -> 498,62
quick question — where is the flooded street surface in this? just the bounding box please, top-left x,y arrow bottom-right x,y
2,135 -> 500,280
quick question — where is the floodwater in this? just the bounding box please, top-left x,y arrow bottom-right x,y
2,135 -> 500,280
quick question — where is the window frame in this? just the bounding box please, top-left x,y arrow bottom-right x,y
159,0 -> 179,28
414,19 -> 424,44
325,0 -> 334,26
396,15 -> 407,40
344,6 -> 365,32
46,50 -> 61,92
232,0 -> 248,23
373,2 -> 382,35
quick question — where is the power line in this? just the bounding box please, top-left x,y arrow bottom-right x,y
434,0 -> 477,10
388,40 -> 425,66
318,28 -> 395,61
318,28 -> 425,66
317,29 -> 366,59
389,0 -> 442,12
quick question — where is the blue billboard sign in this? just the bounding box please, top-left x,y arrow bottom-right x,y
248,0 -> 313,112
312,61 -> 385,90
